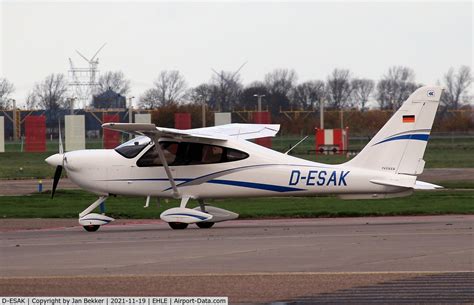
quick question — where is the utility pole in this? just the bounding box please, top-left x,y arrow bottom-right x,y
11,99 -> 17,141
340,108 -> 344,129
128,96 -> 135,140
68,97 -> 76,115
253,94 -> 265,112
201,99 -> 206,127
319,99 -> 324,129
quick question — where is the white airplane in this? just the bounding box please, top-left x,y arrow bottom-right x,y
46,86 -> 443,232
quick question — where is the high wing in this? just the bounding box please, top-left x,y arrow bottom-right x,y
102,123 -> 280,141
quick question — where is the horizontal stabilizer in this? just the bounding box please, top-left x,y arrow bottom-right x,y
370,178 -> 443,190
370,178 -> 416,189
414,181 -> 443,190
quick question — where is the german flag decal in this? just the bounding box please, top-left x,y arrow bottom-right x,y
403,115 -> 415,123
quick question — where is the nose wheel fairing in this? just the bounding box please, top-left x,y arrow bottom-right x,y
78,213 -> 114,226
78,196 -> 115,232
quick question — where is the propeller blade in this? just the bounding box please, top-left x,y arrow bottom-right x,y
58,120 -> 64,155
51,165 -> 63,199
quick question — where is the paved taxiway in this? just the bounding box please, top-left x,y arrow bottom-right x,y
1,215 -> 473,304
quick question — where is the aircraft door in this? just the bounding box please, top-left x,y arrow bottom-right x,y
106,164 -> 131,194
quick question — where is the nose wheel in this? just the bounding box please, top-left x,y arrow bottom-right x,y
78,196 -> 114,232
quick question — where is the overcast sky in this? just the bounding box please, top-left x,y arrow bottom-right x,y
1,1 -> 472,106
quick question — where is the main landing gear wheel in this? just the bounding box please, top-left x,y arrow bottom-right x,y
169,222 -> 189,230
83,225 -> 100,232
196,222 -> 215,229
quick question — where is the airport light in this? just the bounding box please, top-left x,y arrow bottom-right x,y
10,99 -> 18,141
253,94 -> 265,112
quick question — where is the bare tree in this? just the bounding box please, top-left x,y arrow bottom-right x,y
290,80 -> 326,110
138,88 -> 160,109
441,66 -> 472,109
351,78 -> 374,111
28,74 -> 69,110
326,69 -> 353,109
210,71 -> 243,111
96,71 -> 131,95
26,92 -> 38,110
376,66 -> 420,110
0,77 -> 15,109
139,70 -> 188,108
155,70 -> 187,106
188,83 -> 218,108
264,68 -> 297,96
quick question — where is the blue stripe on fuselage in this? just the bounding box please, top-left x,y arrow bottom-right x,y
208,180 -> 305,192
374,134 -> 429,146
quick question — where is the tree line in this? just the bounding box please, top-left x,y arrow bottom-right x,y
0,66 -> 471,115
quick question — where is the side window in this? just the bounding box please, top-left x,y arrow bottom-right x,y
136,142 -> 248,167
136,142 -> 178,167
202,145 -> 224,164
226,148 -> 248,162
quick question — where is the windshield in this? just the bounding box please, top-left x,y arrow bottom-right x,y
115,136 -> 151,158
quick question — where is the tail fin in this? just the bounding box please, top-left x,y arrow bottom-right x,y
346,86 -> 443,175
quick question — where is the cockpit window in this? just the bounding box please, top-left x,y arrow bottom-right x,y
136,142 -> 178,167
115,136 -> 151,159
137,141 -> 249,167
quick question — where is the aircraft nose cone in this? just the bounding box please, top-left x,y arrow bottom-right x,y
45,153 -> 62,167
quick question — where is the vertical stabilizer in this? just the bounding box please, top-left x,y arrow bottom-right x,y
346,86 -> 443,175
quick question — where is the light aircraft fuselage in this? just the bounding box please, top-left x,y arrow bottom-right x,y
61,139 -> 408,200
45,86 -> 444,231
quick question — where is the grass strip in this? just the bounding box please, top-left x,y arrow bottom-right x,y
0,189 -> 472,219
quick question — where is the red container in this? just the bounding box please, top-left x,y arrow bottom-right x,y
25,115 -> 46,152
103,114 -> 121,149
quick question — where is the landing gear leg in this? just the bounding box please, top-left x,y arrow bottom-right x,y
79,196 -> 108,218
198,199 -> 206,212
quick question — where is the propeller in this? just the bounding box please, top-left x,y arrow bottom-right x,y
51,120 -> 65,199
51,165 -> 62,199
